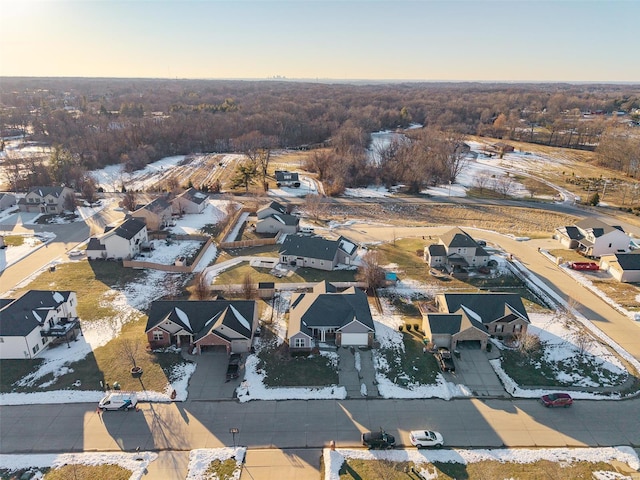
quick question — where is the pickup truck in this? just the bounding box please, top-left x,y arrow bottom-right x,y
569,262 -> 599,271
435,348 -> 455,373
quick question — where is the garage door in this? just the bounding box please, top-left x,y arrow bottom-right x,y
341,333 -> 369,346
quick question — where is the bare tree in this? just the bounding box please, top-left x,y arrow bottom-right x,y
573,328 -> 594,357
121,190 -> 138,212
473,170 -> 492,194
492,174 -> 516,198
303,194 -> 328,221
241,272 -> 256,300
515,331 -> 541,358
63,192 -> 76,211
356,250 -> 386,290
119,338 -> 142,369
194,272 -> 210,300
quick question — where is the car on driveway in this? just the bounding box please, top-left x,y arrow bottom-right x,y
68,249 -> 84,257
409,430 -> 444,448
540,392 -> 573,408
225,363 -> 239,381
228,353 -> 242,365
435,348 -> 455,373
362,429 -> 396,449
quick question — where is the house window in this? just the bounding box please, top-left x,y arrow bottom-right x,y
514,324 -> 522,333
153,331 -> 164,341
0,337 -> 4,343
32,344 -> 40,354
294,338 -> 306,348
495,324 -> 504,333
608,243 -> 612,248
42,337 -> 47,345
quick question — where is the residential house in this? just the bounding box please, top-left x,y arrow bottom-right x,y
257,201 -> 288,220
279,234 -> 358,271
554,218 -> 629,257
424,227 -> 490,272
172,188 -> 208,215
420,309 -> 490,352
0,192 -> 16,211
600,253 -> 640,283
0,290 -> 80,359
275,170 -> 301,188
426,292 -> 530,348
145,299 -> 257,354
288,281 -> 375,352
131,196 -> 173,230
18,186 -> 75,214
256,213 -> 299,234
86,218 -> 148,260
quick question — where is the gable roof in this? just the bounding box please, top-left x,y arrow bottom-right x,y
26,186 -> 71,198
177,188 -> 208,205
145,300 -> 255,340
137,196 -> 172,215
575,218 -> 625,237
607,253 -> 640,271
438,292 -> 529,325
87,237 -> 106,251
279,234 -> 340,261
428,244 -> 447,256
261,201 -> 287,215
114,218 -> 146,240
259,213 -> 299,226
289,284 -> 374,337
275,171 -> 300,182
0,290 -> 73,337
425,312 -> 488,336
440,227 -> 480,248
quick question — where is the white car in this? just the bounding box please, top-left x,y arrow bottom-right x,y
409,430 -> 444,448
98,392 -> 138,411
68,249 -> 84,257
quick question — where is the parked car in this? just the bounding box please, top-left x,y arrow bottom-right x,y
362,429 -> 396,449
98,392 -> 138,411
68,249 -> 84,257
409,430 -> 444,448
569,262 -> 599,271
435,348 -> 455,373
540,393 -> 573,408
228,353 -> 242,366
226,363 -> 239,381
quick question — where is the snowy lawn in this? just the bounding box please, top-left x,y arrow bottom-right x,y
324,446 -> 640,480
0,451 -> 157,480
186,447 -> 246,480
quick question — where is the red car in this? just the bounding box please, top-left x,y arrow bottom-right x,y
540,393 -> 573,408
569,262 -> 599,271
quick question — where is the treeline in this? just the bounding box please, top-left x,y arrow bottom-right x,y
1,77 -> 639,191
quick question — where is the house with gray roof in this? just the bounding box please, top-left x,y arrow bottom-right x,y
0,290 -> 79,359
145,299 -> 257,354
172,187 -> 208,214
288,281 -> 374,352
19,186 -> 75,214
86,218 -> 148,260
420,310 -> 490,352
428,292 -> 530,347
424,227 -> 490,272
131,196 -> 173,230
554,218 -> 629,257
275,170 -> 300,188
256,213 -> 299,234
600,252 -> 640,283
0,192 -> 16,211
279,234 -> 358,271
257,201 -> 287,220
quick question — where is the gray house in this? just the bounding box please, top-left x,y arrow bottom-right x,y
256,213 -> 299,234
428,292 -> 530,346
424,227 -> 490,271
288,281 -> 374,352
279,234 -> 358,271
19,186 -> 75,214
421,310 -> 490,352
0,192 -> 17,211
275,170 -> 300,188
172,188 -> 208,214
257,201 -> 288,220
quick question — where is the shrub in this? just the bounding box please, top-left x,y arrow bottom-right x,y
406,324 -> 412,331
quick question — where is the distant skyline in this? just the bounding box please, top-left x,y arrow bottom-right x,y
1,0 -> 639,82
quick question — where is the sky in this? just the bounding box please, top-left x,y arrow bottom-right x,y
0,1 -> 638,83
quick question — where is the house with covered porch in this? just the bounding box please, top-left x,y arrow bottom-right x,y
145,299 -> 257,354
287,281 -> 375,352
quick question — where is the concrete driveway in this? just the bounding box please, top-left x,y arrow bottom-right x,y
440,343 -> 508,397
187,350 -> 243,401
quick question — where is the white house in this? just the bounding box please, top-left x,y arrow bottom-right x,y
600,253 -> 640,283
555,218 -> 629,257
279,234 -> 358,271
257,201 -> 287,220
86,218 -> 148,260
255,213 -> 299,234
0,192 -> 17,211
424,227 -> 490,271
0,291 -> 80,359
275,170 -> 301,188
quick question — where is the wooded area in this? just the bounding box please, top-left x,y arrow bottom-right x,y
1,77 -> 639,195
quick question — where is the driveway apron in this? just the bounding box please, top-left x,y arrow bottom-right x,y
337,347 -> 379,398
185,350 -> 241,400
443,345 -> 508,397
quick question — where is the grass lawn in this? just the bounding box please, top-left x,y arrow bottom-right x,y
213,262 -> 356,285
377,333 -> 439,387
338,458 -> 620,480
0,359 -> 44,393
591,278 -> 640,311
547,248 -> 588,263
256,328 -> 338,387
2,235 -> 26,247
204,458 -> 240,480
44,464 -> 131,480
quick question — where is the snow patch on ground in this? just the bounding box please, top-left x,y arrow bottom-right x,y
186,448 -> 246,480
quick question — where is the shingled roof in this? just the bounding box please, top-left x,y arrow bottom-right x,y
0,291 -> 73,337
438,292 -> 529,325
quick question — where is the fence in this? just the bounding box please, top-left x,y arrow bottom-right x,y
219,232 -> 282,249
123,236 -> 214,273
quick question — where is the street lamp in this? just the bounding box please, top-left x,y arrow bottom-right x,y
229,427 -> 239,448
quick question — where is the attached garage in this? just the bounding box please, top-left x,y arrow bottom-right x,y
340,332 -> 370,346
